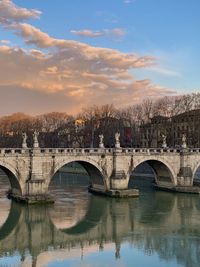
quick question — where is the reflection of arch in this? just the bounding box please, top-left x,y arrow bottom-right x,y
130,159 -> 176,186
0,201 -> 21,240
49,159 -> 106,190
0,163 -> 22,196
49,195 -> 106,235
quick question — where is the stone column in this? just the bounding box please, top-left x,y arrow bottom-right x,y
177,145 -> 193,186
109,150 -> 139,197
110,149 -> 128,189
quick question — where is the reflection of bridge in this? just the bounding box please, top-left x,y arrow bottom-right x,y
1,194 -> 200,267
1,147 -> 200,202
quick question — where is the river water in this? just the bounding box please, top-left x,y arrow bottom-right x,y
0,171 -> 200,267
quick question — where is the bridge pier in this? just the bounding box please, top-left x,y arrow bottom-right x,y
8,179 -> 54,204
107,149 -> 139,197
155,151 -> 200,194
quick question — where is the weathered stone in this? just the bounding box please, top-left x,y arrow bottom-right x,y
0,147 -> 200,203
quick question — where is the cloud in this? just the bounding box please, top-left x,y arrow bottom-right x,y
70,28 -> 126,38
146,66 -> 181,77
0,39 -> 10,44
0,0 -> 41,25
0,1 -> 176,115
0,45 -> 155,92
71,29 -> 104,38
3,22 -> 153,70
0,85 -> 80,116
0,45 -> 175,114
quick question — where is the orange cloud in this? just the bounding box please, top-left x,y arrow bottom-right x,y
8,23 -> 153,69
0,1 -> 176,115
0,42 -> 175,114
0,0 -> 41,24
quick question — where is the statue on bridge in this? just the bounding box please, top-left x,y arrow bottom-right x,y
22,133 -> 28,148
99,134 -> 104,148
115,132 -> 121,148
33,131 -> 40,148
182,134 -> 187,149
161,134 -> 167,148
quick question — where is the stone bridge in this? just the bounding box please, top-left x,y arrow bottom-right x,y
1,146 -> 200,202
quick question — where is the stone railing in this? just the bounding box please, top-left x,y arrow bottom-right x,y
39,148 -> 113,154
0,147 -> 113,155
122,148 -> 200,153
121,148 -> 181,153
0,148 -> 24,155
1,147 -> 200,156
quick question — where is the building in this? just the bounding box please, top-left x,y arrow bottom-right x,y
140,115 -> 170,147
140,109 -> 200,148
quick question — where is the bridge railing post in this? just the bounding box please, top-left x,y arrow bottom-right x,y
0,149 -> 5,155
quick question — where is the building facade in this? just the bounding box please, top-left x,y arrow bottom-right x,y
140,109 -> 200,148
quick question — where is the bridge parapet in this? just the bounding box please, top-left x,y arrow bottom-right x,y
121,148 -> 182,154
0,148 -> 25,155
38,147 -> 113,155
1,147 -> 200,156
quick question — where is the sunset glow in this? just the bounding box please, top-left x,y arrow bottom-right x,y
0,0 -> 199,115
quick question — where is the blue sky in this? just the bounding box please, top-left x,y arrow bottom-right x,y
0,0 -> 199,115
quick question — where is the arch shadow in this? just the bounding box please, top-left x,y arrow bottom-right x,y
0,165 -> 22,196
129,160 -> 175,187
192,164 -> 200,186
50,160 -> 106,191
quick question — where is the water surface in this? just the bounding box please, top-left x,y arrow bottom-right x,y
0,172 -> 200,267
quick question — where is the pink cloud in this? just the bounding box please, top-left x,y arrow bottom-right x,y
0,0 -> 41,24
0,1 -> 176,115
0,45 -> 175,115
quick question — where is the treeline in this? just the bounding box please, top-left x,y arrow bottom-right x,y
0,93 -> 200,148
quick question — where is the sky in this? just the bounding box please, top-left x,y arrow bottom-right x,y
0,0 -> 199,116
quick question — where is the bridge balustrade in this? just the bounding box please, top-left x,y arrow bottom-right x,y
0,147 -> 200,156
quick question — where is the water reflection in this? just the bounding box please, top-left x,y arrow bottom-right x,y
0,174 -> 200,266
49,172 -> 90,230
0,171 -> 11,227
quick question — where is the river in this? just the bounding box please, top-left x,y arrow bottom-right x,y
0,170 -> 200,267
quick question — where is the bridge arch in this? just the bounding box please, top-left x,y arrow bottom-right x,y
192,162 -> 200,185
129,158 -> 176,187
0,161 -> 22,196
48,158 -> 107,191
